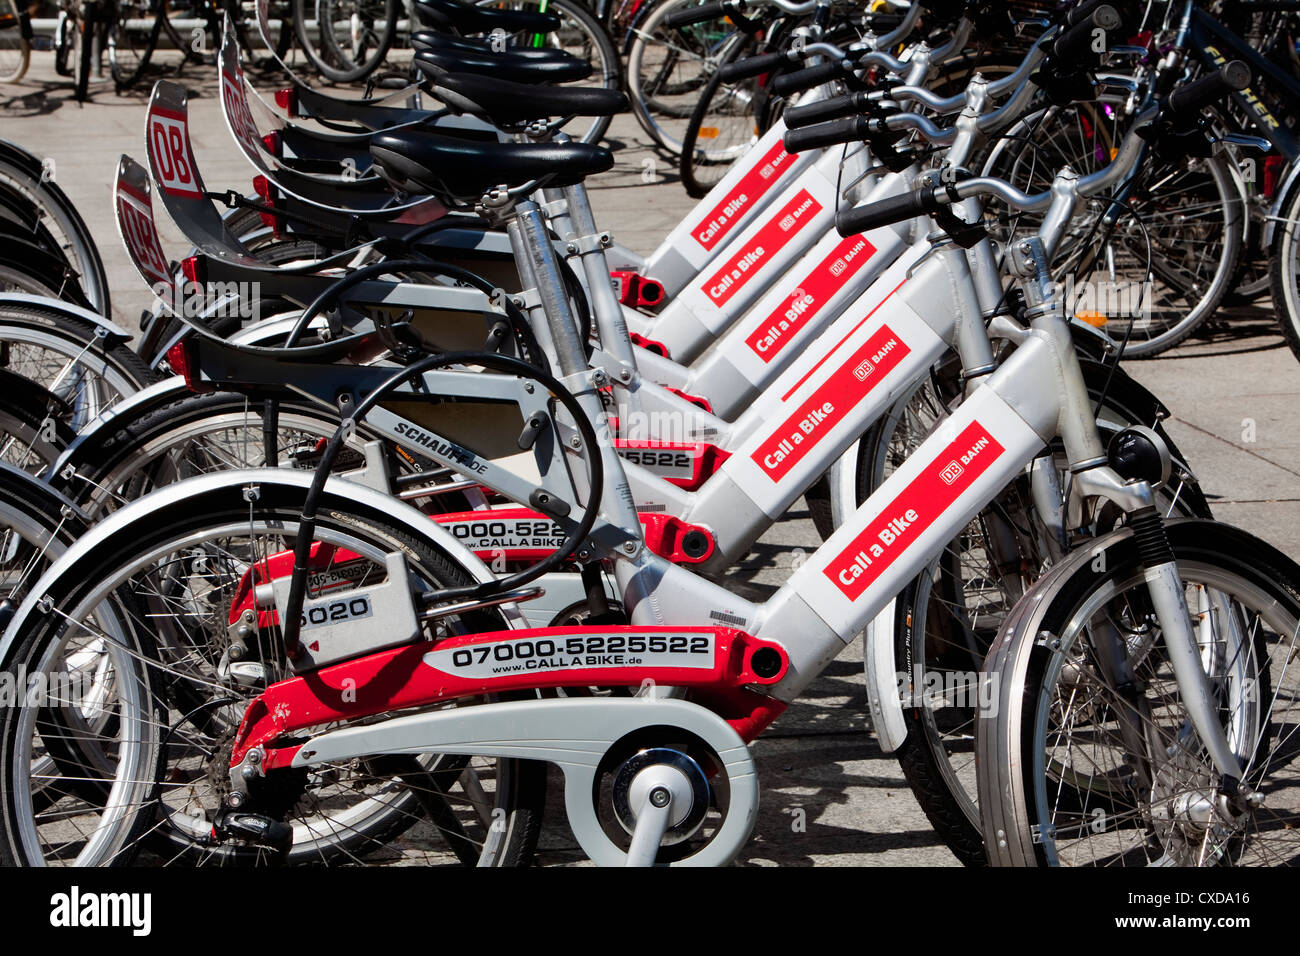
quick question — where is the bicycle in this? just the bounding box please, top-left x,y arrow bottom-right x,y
0,0 -> 31,83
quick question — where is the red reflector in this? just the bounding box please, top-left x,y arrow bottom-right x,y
180,255 -> 203,286
261,130 -> 281,158
165,340 -> 214,393
274,87 -> 298,116
252,175 -> 282,237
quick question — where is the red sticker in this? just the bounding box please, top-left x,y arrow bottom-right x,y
115,179 -> 172,288
826,420 -> 1006,600
221,63 -> 261,160
700,189 -> 822,307
148,106 -> 202,198
691,140 -> 794,252
746,234 -> 876,362
751,324 -> 910,481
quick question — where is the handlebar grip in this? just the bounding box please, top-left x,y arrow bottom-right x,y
1051,4 -> 1120,61
770,60 -> 845,97
1064,0 -> 1112,28
718,51 -> 786,81
664,1 -> 728,29
782,115 -> 870,153
835,188 -> 939,237
783,91 -> 871,129
1165,60 -> 1252,120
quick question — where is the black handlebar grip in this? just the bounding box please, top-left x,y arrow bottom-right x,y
782,115 -> 870,153
1064,0 -> 1111,28
664,1 -> 728,29
1051,4 -> 1120,61
718,51 -> 786,82
834,188 -> 939,237
770,60 -> 845,97
783,91 -> 872,129
1165,60 -> 1252,120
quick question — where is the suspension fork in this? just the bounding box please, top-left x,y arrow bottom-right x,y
1012,235 -> 1245,789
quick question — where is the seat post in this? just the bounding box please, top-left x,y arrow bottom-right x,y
512,198 -> 590,379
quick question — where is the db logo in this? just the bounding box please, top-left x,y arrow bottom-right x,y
852,358 -> 874,381
830,257 -> 848,276
939,461 -> 964,485
760,163 -> 776,179
779,214 -> 796,230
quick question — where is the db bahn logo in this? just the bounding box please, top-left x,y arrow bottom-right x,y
830,257 -> 849,277
939,461 -> 964,485
852,358 -> 875,382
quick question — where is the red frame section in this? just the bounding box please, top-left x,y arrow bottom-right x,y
230,626 -> 789,768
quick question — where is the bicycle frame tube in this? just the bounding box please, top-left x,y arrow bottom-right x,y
1190,5 -> 1300,160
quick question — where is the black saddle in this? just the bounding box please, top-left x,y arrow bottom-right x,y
414,46 -> 592,85
413,0 -> 559,36
430,71 -> 628,127
370,130 -> 613,200
411,30 -> 573,61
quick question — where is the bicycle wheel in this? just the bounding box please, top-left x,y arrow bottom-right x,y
624,0 -> 741,155
0,478 -> 546,865
0,141 -> 112,315
1267,172 -> 1300,364
980,520 -> 1300,866
0,0 -> 31,83
476,0 -> 621,145
0,303 -> 152,427
299,0 -> 396,84
982,100 -> 1245,357
678,38 -> 759,198
108,0 -> 164,89
52,390 -> 427,517
835,358 -> 1210,866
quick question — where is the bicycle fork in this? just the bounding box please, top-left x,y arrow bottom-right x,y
1012,237 -> 1248,806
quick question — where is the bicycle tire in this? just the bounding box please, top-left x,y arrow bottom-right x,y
476,0 -> 621,145
1267,170 -> 1300,364
300,0 -> 397,84
108,0 -> 164,90
979,520 -> 1300,867
981,101 -> 1245,357
817,358 -> 1211,865
0,477 -> 547,866
0,140 -> 113,315
624,0 -> 740,155
678,36 -> 758,199
0,0 -> 30,83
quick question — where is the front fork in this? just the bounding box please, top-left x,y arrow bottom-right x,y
1013,237 -> 1245,793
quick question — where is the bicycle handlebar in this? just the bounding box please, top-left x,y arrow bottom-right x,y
718,50 -> 789,81
663,0 -> 818,28
1165,60 -> 1251,121
833,63 -> 1250,238
1050,4 -> 1121,61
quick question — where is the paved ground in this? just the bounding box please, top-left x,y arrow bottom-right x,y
3,53 -> 1299,866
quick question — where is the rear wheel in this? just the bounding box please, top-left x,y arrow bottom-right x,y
0,483 -> 546,866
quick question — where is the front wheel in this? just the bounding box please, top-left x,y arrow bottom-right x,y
294,0 -> 396,84
979,521 -> 1300,866
1267,173 -> 1300,365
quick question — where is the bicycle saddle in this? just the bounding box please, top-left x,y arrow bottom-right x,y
413,0 -> 560,36
414,47 -> 592,84
411,30 -> 573,61
428,71 -> 629,126
370,130 -> 613,199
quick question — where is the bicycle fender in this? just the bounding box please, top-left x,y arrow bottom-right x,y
0,292 -> 134,343
0,468 -> 513,665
